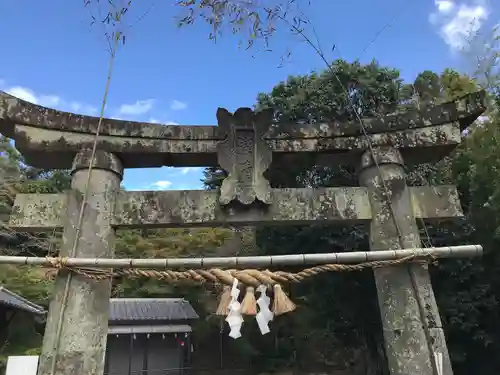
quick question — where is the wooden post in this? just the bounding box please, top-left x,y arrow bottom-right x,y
359,146 -> 452,375
37,150 -> 123,375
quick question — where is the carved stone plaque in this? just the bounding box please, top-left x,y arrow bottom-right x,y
216,107 -> 274,206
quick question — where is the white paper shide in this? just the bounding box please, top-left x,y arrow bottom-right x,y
225,278 -> 244,339
256,284 -> 274,335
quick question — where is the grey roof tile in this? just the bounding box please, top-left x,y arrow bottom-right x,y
108,324 -> 192,334
0,286 -> 46,315
109,298 -> 199,321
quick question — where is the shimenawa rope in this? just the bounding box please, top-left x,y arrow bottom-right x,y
45,253 -> 436,316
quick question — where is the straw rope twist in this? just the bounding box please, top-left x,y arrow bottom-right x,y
46,254 -> 436,287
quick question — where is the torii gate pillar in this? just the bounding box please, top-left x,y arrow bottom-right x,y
359,146 -> 452,375
37,150 -> 123,375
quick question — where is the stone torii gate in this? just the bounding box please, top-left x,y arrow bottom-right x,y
0,90 -> 487,375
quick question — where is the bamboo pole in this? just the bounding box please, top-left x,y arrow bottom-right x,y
0,245 -> 482,270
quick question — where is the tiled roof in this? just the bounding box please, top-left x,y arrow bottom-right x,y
0,287 -> 46,315
108,324 -> 192,334
109,298 -> 199,322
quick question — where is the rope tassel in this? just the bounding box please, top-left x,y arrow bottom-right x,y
272,284 -> 296,316
240,286 -> 257,315
216,285 -> 232,316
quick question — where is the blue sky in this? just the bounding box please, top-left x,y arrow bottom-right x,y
0,0 -> 497,190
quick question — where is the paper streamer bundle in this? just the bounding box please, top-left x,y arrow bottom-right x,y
225,279 -> 244,339
216,282 -> 295,339
216,283 -> 295,318
255,285 -> 273,335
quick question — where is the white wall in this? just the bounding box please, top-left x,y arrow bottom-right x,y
6,355 -> 39,375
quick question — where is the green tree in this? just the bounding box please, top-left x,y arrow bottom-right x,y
0,136 -> 68,370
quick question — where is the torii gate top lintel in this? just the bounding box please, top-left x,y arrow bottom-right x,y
0,90 -> 487,170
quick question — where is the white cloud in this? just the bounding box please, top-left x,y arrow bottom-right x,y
6,86 -> 44,105
180,167 -> 202,175
3,84 -> 97,115
118,99 -> 155,116
40,95 -> 61,107
429,0 -> 489,50
170,100 -> 187,111
70,102 -> 98,115
436,0 -> 455,13
6,86 -> 61,107
148,118 -> 179,125
152,180 -> 172,189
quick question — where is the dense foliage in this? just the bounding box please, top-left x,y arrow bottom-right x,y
1,58 -> 500,374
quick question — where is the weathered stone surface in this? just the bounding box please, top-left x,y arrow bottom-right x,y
359,146 -> 453,375
0,91 -> 220,139
13,124 -> 218,169
217,226 -> 260,256
118,187 -> 372,227
269,121 -> 461,154
0,90 -> 485,139
10,193 -> 66,230
410,185 -> 463,219
37,150 -> 121,375
11,121 -> 463,169
216,107 -> 273,205
0,90 -> 486,169
72,149 -> 123,177
10,186 -> 463,230
266,90 -> 486,138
